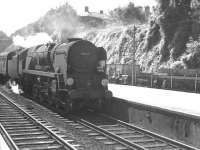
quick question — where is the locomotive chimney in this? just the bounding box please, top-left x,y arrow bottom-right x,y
85,6 -> 89,13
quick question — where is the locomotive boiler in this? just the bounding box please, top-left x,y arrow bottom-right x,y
0,38 -> 112,112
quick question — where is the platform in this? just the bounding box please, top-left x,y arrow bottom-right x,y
0,134 -> 10,150
108,84 -> 200,117
107,84 -> 200,148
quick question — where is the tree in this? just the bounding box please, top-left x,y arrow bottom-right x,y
143,0 -> 195,62
109,2 -> 147,24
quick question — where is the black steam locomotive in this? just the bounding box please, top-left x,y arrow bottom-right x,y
0,38 -> 112,112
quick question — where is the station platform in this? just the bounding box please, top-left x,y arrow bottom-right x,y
0,134 -> 10,150
108,84 -> 200,117
107,84 -> 200,148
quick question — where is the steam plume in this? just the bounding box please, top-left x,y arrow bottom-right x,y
13,32 -> 52,47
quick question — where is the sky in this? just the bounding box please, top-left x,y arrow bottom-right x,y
0,0 -> 156,35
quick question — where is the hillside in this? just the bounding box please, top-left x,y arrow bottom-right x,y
83,0 -> 200,72
84,21 -> 200,72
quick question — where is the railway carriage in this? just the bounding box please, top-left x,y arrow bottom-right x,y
0,46 -> 27,83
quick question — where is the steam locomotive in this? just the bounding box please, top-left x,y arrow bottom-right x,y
0,38 -> 112,112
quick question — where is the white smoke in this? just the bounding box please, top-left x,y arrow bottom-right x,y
8,80 -> 23,94
13,32 -> 53,47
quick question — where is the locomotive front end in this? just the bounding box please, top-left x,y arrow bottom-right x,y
65,40 -> 112,109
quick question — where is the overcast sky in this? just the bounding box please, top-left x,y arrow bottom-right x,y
0,0 -> 156,35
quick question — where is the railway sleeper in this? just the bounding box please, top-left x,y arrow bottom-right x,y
0,107 -> 17,109
87,132 -> 100,136
0,112 -> 22,115
94,136 -> 107,140
113,145 -> 130,150
5,126 -> 38,130
2,122 -> 33,126
3,124 -> 35,128
9,131 -> 46,137
129,138 -> 156,143
0,116 -> 27,119
6,128 -> 42,134
16,139 -> 56,146
103,127 -> 129,131
17,142 -> 63,149
99,139 -> 117,145
12,134 -> 49,141
120,134 -> 145,138
61,139 -> 74,143
99,124 -> 119,128
142,143 -> 168,148
24,146 -> 65,150
0,113 -> 22,116
112,130 -> 137,135
0,119 -> 28,122
81,129 -> 93,132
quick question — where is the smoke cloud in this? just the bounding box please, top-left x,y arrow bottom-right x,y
13,32 -> 52,47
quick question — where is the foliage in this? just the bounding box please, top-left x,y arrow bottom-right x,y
109,2 -> 147,24
182,41 -> 200,69
191,0 -> 200,9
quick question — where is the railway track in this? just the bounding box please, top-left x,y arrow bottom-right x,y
0,87 -> 199,150
0,92 -> 80,150
68,112 -> 199,150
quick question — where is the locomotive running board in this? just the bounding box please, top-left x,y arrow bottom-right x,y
23,69 -> 62,78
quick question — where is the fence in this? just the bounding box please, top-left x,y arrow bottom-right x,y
107,64 -> 200,93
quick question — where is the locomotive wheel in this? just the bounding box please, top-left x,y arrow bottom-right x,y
38,92 -> 45,103
90,98 -> 103,112
69,101 -> 73,112
55,103 -> 60,109
97,98 -> 103,111
47,96 -> 54,106
62,99 -> 73,113
32,85 -> 39,100
58,92 -> 73,113
53,97 -> 61,110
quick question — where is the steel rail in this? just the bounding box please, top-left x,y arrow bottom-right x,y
0,124 -> 19,150
99,113 -> 200,150
75,117 -> 147,150
0,91 -> 78,150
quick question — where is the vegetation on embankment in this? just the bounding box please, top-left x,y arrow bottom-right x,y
85,0 -> 200,72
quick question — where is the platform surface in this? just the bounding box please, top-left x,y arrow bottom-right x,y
108,84 -> 200,117
0,134 -> 10,150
